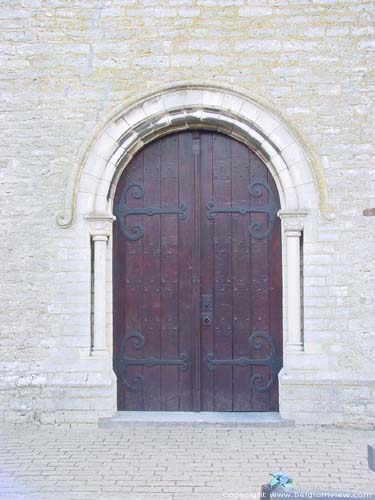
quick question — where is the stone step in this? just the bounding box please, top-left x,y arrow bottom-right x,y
99,411 -> 294,428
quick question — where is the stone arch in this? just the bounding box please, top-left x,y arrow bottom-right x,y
57,84 -> 324,228
57,84 -> 324,368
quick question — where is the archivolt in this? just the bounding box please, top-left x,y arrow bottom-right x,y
57,84 -> 326,228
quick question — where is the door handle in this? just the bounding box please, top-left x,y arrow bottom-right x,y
201,294 -> 212,326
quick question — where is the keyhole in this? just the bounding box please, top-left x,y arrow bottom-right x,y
202,316 -> 211,326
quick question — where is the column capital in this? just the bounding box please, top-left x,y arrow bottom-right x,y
92,234 -> 109,243
85,213 -> 116,236
278,209 -> 309,234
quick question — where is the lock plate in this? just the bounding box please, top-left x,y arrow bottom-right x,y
201,294 -> 212,326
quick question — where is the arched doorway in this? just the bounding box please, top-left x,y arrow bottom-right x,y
112,130 -> 282,412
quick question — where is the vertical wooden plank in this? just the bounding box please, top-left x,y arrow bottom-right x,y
192,131 -> 201,411
113,152 -> 144,410
268,171 -> 282,411
160,135 -> 179,410
212,133 -> 233,411
249,151 -> 270,411
178,132 -> 194,410
230,138 -> 252,411
200,132 -> 215,411
142,140 -> 162,410
112,179 -> 123,409
113,181 -> 125,410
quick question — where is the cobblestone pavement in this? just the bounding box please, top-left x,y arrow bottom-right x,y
0,424 -> 374,500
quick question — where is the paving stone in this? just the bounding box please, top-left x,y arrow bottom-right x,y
0,425 -> 374,499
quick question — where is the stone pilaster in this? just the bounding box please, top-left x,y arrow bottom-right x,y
86,215 -> 115,357
278,209 -> 308,352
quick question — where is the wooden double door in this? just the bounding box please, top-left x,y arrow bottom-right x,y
113,131 -> 282,412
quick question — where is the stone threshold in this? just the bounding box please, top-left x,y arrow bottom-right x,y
99,411 -> 294,427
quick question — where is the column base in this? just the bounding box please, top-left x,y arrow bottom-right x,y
90,348 -> 109,358
286,343 -> 304,352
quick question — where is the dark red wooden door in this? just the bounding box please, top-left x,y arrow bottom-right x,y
113,131 -> 282,412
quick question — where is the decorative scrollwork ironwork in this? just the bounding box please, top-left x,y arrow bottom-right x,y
114,331 -> 188,393
207,331 -> 282,393
114,182 -> 187,241
206,181 -> 278,239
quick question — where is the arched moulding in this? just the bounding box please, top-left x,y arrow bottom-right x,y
56,84 -> 327,228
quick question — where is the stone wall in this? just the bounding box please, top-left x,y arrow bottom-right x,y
1,0 -> 374,427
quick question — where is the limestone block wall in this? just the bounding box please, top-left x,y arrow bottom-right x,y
0,0 -> 374,427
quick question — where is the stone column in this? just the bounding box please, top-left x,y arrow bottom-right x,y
278,209 -> 308,352
86,214 -> 115,357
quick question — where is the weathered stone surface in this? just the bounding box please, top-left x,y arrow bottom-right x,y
1,0 -> 374,426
